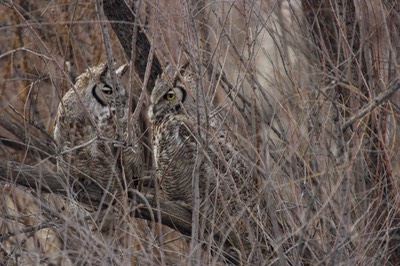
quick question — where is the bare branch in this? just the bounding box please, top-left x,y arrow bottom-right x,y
341,77 -> 400,131
0,160 -> 192,236
0,115 -> 56,160
102,0 -> 162,90
0,159 -> 249,262
0,221 -> 53,242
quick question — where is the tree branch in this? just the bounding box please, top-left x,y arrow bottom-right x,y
0,115 -> 56,163
0,160 -> 192,237
102,0 -> 162,91
0,160 -> 248,263
341,77 -> 400,131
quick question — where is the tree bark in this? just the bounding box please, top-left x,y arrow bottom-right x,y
102,0 -> 162,91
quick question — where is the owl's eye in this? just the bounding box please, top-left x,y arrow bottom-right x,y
102,85 -> 112,95
165,90 -> 176,101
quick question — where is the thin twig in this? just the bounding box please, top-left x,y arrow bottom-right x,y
341,77 -> 400,131
0,221 -> 53,242
2,221 -> 54,264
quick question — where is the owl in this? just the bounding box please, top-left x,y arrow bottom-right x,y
54,63 -> 143,202
148,66 -> 262,264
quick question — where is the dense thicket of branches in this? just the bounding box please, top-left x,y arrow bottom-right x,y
0,0 -> 399,265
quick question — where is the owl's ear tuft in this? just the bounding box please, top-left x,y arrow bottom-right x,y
179,61 -> 190,77
116,63 -> 130,78
99,63 -> 109,79
161,62 -> 191,82
161,63 -> 176,81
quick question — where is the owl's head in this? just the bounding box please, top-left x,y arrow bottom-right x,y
148,65 -> 195,122
74,62 -> 129,109
58,62 -> 130,125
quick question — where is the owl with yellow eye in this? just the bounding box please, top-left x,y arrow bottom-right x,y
147,68 -> 199,206
147,65 -> 261,264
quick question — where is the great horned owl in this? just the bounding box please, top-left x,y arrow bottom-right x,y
54,63 -> 143,201
148,66 -> 261,263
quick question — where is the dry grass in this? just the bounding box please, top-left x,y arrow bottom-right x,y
0,0 -> 399,265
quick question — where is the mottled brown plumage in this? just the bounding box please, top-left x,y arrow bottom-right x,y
54,63 -> 143,200
148,66 -> 265,264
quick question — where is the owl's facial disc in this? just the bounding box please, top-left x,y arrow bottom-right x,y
149,86 -> 187,121
163,86 -> 186,112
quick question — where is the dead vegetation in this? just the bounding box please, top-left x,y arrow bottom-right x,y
0,0 -> 399,265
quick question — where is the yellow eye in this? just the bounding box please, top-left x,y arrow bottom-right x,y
165,91 -> 176,101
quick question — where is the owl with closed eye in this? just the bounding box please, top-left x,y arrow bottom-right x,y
54,63 -> 143,201
148,66 -> 263,264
